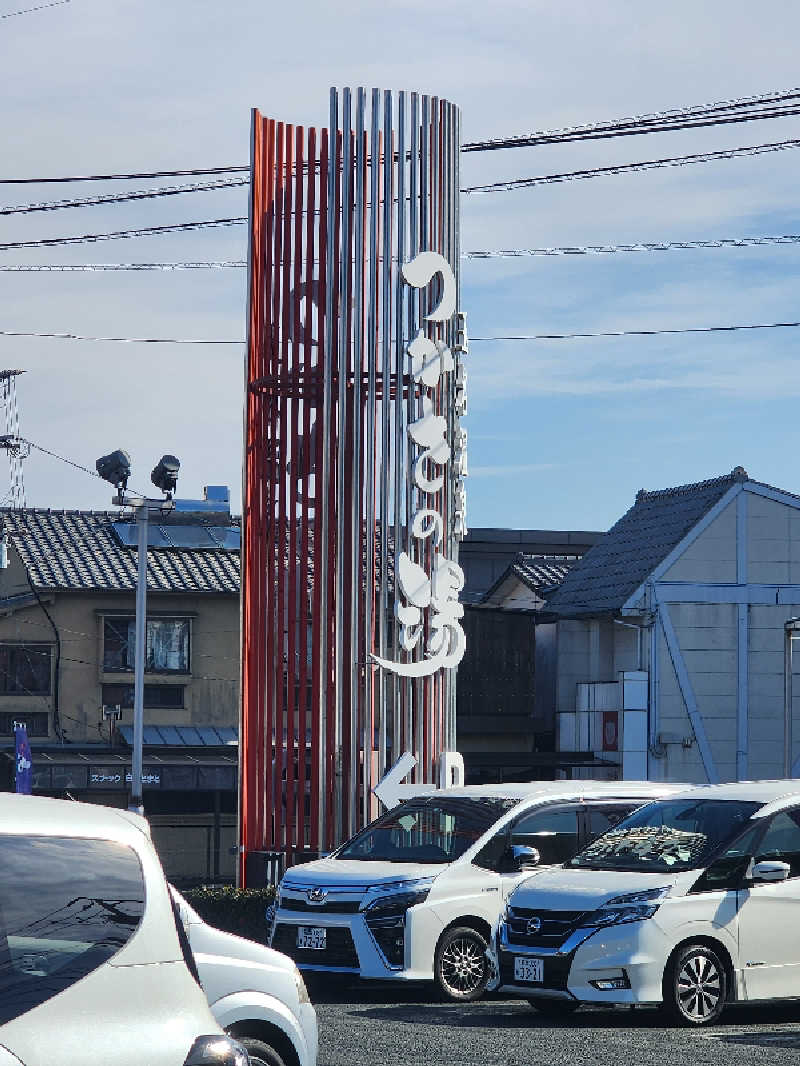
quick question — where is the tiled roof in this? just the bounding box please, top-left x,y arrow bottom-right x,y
513,555 -> 576,593
545,469 -> 748,618
1,509 -> 240,594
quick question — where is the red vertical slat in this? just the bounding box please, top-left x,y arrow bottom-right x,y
240,111 -> 265,885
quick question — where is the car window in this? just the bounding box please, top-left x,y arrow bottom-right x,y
337,796 -> 518,864
586,805 -> 638,842
0,835 -> 145,1025
510,807 -> 580,865
689,821 -> 765,894
755,809 -> 800,877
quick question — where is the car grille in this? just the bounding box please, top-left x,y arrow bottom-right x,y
281,898 -> 361,914
271,923 -> 360,969
499,949 -> 572,991
505,908 -> 586,948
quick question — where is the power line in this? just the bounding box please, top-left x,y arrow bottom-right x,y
471,321 -> 800,341
0,330 -> 241,344
1,0 -> 69,19
462,137 -> 800,194
0,217 -> 247,250
0,165 -> 248,185
463,88 -> 800,152
5,135 -> 800,252
463,234 -> 800,257
0,261 -> 247,271
1,177 -> 249,217
5,320 -> 800,345
6,231 -> 800,271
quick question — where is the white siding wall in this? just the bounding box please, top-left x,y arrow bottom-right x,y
660,501 -> 736,583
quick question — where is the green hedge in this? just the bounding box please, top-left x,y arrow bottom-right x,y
183,885 -> 276,944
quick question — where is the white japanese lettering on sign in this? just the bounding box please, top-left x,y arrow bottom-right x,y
372,251 -> 468,678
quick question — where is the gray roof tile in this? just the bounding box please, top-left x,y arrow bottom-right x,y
1,509 -> 240,595
545,470 -> 748,617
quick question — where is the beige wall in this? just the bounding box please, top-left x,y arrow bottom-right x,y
660,500 -> 737,583
0,546 -> 239,741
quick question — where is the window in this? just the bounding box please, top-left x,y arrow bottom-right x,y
338,796 -> 516,864
755,809 -> 800,878
101,683 -> 184,710
510,806 -> 580,865
586,804 -> 640,843
0,835 -> 145,1025
570,799 -> 760,873
103,617 -> 190,674
0,645 -> 51,695
0,712 -> 49,737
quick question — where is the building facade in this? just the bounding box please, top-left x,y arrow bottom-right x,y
547,468 -> 800,784
0,500 -> 240,883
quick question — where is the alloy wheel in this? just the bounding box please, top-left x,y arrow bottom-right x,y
436,927 -> 489,1001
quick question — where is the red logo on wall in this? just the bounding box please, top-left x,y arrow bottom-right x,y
602,711 -> 619,752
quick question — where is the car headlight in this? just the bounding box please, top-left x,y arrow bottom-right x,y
359,877 -> 435,914
183,1035 -> 249,1065
293,965 -> 310,1005
582,886 -> 671,928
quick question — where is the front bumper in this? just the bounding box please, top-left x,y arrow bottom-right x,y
271,901 -> 442,982
496,918 -> 671,1005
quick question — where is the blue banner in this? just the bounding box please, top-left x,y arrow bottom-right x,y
14,722 -> 32,795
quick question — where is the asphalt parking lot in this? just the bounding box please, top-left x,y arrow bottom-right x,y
309,979 -> 800,1066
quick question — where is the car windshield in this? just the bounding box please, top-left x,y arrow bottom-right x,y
568,799 -> 760,872
336,796 -> 519,864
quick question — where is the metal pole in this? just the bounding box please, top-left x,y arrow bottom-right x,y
130,501 -> 148,814
785,625 -> 796,778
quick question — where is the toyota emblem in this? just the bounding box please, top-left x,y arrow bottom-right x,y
527,916 -> 542,934
307,888 -> 328,904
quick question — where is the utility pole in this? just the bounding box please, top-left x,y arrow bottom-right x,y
0,370 -> 27,508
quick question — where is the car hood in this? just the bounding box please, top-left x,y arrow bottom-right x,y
188,920 -> 296,974
509,866 -> 695,911
281,856 -> 445,887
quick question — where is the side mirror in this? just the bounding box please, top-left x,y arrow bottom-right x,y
752,860 -> 791,883
511,845 -> 540,871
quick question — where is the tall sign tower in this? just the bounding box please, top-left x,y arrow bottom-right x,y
240,88 -> 467,880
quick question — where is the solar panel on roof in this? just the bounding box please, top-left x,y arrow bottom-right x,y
197,726 -> 221,745
176,726 -> 203,745
216,727 -> 238,745
143,726 -> 165,745
159,726 -> 184,745
111,521 -> 240,552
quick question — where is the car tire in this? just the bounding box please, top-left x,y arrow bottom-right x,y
527,998 -> 579,1016
434,925 -> 490,1002
663,942 -> 727,1026
234,1037 -> 287,1066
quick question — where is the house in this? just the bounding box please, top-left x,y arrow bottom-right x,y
545,467 -> 800,784
456,535 -> 602,783
0,491 -> 240,883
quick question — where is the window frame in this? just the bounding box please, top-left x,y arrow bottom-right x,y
101,615 -> 192,676
0,642 -> 53,697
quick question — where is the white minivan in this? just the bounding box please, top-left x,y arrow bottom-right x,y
172,889 -> 318,1066
494,780 -> 800,1025
269,781 -> 678,1000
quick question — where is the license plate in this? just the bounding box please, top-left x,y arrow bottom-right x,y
296,926 -> 326,950
514,956 -> 544,983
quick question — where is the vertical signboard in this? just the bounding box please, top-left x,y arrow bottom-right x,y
14,721 -> 32,795
241,87 -> 465,882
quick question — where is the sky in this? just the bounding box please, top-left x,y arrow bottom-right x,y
4,0 -> 800,533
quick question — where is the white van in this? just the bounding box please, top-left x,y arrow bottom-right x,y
172,888 -> 318,1066
269,781 -> 678,1000
494,780 -> 800,1025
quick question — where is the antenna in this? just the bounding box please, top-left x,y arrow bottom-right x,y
0,370 -> 27,508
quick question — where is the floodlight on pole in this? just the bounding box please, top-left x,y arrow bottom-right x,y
98,448 -> 180,816
96,449 -> 131,490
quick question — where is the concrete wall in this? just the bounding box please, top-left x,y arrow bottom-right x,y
0,546 -> 239,741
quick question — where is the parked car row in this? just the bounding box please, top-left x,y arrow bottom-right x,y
271,777 -> 800,1026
